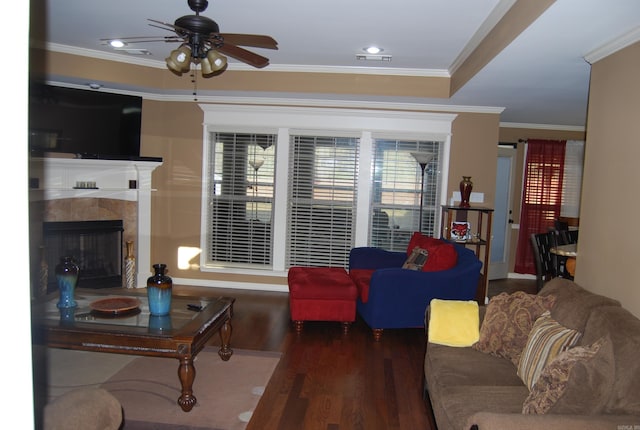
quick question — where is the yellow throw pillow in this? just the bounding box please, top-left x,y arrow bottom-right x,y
428,299 -> 479,347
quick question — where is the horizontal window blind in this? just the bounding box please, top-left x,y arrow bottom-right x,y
286,135 -> 359,267
207,132 -> 276,266
370,139 -> 443,251
561,140 -> 584,218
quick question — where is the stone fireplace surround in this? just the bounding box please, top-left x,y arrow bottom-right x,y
29,157 -> 162,291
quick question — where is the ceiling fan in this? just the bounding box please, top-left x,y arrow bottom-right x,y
104,0 -> 278,76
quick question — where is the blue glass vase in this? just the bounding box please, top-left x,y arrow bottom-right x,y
148,315 -> 173,334
147,263 -> 172,316
55,257 -> 79,309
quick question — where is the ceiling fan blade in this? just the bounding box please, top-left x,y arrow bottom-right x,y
148,19 -> 192,35
217,43 -> 270,68
148,18 -> 175,29
100,36 -> 184,44
217,34 -> 278,50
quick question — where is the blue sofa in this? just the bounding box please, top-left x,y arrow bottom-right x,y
348,242 -> 482,340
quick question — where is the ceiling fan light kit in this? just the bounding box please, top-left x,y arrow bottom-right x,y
200,49 -> 227,75
166,45 -> 192,74
106,0 -> 277,78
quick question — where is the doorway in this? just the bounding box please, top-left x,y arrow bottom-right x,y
489,146 -> 516,279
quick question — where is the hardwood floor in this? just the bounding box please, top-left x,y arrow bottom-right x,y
173,278 -> 536,430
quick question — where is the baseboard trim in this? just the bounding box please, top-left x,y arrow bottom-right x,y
171,277 -> 289,293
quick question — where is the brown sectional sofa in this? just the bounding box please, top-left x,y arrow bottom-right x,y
424,278 -> 640,430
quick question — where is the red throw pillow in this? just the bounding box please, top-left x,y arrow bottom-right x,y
423,241 -> 457,272
406,232 -> 458,272
407,232 -> 441,256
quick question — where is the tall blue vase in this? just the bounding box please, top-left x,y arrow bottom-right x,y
55,257 -> 79,309
147,263 -> 172,316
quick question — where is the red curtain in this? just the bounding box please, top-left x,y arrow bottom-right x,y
514,139 -> 566,274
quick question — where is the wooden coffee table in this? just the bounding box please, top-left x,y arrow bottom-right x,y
32,289 -> 235,412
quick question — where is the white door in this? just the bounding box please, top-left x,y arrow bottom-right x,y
489,147 -> 516,279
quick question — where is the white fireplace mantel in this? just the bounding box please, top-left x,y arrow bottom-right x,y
30,157 -> 163,288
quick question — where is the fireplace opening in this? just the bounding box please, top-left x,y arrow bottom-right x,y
43,220 -> 124,290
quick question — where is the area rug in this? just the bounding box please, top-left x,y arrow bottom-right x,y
96,348 -> 280,430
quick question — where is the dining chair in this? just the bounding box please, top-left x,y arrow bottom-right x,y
530,232 -> 558,292
554,219 -> 579,245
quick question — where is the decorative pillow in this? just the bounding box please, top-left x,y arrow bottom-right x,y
472,291 -> 556,365
428,299 -> 479,347
406,232 -> 458,272
522,336 -> 613,414
407,232 -> 442,256
517,311 -> 582,391
402,247 -> 429,270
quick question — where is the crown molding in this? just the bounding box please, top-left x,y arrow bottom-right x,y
449,0 -> 518,75
197,96 -> 504,115
584,25 -> 640,64
42,42 -> 449,77
500,121 -> 585,132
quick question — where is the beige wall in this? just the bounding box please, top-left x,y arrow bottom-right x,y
576,41 -> 640,318
140,101 -> 501,286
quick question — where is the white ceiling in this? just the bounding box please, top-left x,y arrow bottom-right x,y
37,0 -> 640,128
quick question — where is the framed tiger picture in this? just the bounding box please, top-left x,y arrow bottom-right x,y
450,221 -> 471,241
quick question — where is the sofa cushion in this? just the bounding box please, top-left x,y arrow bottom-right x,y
433,385 -> 529,430
428,299 -> 479,347
522,336 -> 614,415
406,232 -> 458,272
517,311 -> 582,391
348,269 -> 374,302
581,306 -> 640,415
425,343 -> 524,388
473,291 -> 556,365
538,278 -> 621,333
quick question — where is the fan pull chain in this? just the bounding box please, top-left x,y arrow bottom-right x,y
191,68 -> 198,101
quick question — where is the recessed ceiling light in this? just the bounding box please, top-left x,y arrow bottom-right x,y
109,40 -> 127,48
364,46 -> 383,54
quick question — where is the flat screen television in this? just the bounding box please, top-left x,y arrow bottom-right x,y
29,82 -> 154,160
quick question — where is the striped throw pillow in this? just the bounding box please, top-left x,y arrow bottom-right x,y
517,311 -> 582,391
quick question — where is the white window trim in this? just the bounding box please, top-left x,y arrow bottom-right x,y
199,102 -> 456,278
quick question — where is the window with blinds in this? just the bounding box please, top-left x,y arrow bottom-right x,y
561,140 -> 584,218
206,132 -> 276,266
370,138 -> 443,251
286,135 -> 359,267
522,152 -> 564,227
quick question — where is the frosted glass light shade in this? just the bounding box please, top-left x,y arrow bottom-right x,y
411,152 -> 435,167
201,50 -> 227,75
166,45 -> 192,74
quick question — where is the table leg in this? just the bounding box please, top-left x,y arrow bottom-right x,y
218,318 -> 233,361
177,356 -> 197,412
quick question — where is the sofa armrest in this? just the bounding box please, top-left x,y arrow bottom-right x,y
349,247 -> 406,270
467,411 -> 639,430
361,265 -> 481,329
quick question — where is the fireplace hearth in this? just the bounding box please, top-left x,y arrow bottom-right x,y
43,220 -> 124,290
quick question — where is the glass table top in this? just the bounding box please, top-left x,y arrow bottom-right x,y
32,291 -> 222,335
